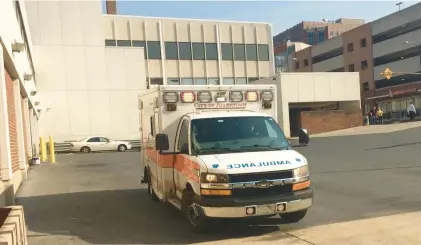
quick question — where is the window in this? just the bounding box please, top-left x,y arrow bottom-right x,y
246,44 -> 257,61
362,82 -> 369,91
150,78 -> 163,85
348,64 -> 355,72
147,41 -> 161,59
208,78 -> 220,85
205,43 -> 218,60
236,78 -> 247,84
247,77 -> 259,83
150,117 -> 154,136
221,43 -> 233,60
116,40 -> 131,47
87,137 -> 100,143
360,38 -> 367,48
165,42 -> 178,59
181,78 -> 194,85
234,44 -> 246,61
195,78 -> 207,85
192,43 -> 205,60
347,43 -> 354,52
99,137 -> 110,143
308,32 -> 314,45
190,116 -> 289,155
105,39 -> 116,46
361,60 -> 368,69
304,59 -> 309,66
312,47 -> 343,64
258,44 -> 269,61
179,42 -> 192,60
223,78 -> 235,85
177,119 -> 189,152
132,40 -> 147,58
318,32 -> 325,42
167,78 -> 180,85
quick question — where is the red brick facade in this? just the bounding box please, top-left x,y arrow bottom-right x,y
301,110 -> 362,135
5,69 -> 19,172
21,97 -> 30,163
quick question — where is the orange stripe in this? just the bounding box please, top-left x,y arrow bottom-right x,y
145,147 -> 200,182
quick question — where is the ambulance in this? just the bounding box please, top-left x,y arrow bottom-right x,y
139,85 -> 313,232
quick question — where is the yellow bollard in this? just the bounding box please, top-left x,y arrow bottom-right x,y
40,137 -> 47,162
49,135 -> 56,163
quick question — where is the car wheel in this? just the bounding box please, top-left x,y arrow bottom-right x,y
118,144 -> 127,152
279,209 -> 308,223
182,189 -> 210,233
80,146 -> 91,153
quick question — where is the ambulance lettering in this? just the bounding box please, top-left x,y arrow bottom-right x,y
227,161 -> 292,169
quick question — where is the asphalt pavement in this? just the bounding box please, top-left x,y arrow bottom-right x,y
15,125 -> 421,245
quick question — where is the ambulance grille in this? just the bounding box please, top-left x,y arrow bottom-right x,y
228,170 -> 293,183
232,185 -> 293,198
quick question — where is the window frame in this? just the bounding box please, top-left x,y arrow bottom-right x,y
177,119 -> 190,153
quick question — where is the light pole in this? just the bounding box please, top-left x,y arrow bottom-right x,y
396,2 -> 403,11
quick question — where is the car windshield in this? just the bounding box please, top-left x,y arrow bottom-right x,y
190,116 -> 290,155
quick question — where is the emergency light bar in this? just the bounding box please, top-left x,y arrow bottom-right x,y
163,92 -> 178,103
229,91 -> 243,102
261,91 -> 273,102
197,91 -> 212,103
245,91 -> 258,102
180,92 -> 195,103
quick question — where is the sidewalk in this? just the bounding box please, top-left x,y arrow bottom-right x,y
306,121 -> 421,138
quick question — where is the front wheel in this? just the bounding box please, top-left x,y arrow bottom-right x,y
118,144 -> 127,152
182,189 -> 210,233
279,209 -> 308,223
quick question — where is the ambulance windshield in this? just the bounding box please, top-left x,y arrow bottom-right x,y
190,116 -> 290,155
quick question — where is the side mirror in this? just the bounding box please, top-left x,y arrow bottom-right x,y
298,128 -> 310,145
155,133 -> 169,151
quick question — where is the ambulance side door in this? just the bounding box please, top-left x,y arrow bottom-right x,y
173,117 -> 191,196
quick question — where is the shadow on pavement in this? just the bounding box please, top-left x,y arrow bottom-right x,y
16,189 -> 287,245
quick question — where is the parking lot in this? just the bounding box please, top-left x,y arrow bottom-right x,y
16,126 -> 421,244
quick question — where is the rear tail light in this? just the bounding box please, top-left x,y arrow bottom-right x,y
163,92 -> 178,103
180,92 -> 195,103
245,91 -> 258,102
197,91 -> 212,103
261,91 -> 273,102
229,91 -> 243,102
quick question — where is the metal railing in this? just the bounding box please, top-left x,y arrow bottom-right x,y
47,140 -> 141,153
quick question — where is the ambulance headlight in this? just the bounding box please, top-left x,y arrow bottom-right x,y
200,173 -> 229,183
163,92 -> 178,103
293,165 -> 309,178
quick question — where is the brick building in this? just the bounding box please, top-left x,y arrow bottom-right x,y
0,0 -> 40,205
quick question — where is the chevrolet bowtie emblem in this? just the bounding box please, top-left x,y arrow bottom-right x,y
256,180 -> 272,188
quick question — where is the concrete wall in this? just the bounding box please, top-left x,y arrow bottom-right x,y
252,72 -> 361,138
103,15 -> 275,84
25,1 -> 147,141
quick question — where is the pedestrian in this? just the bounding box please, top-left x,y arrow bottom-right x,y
407,102 -> 416,121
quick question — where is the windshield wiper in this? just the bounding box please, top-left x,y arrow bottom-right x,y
195,147 -> 242,153
241,144 -> 286,150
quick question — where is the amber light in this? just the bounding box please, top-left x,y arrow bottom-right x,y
201,189 -> 232,196
292,180 -> 310,191
180,92 -> 195,103
245,91 -> 258,102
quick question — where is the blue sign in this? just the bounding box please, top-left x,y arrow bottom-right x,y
227,161 -> 291,169
212,164 -> 219,169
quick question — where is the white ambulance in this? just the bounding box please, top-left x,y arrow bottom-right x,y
139,85 -> 313,232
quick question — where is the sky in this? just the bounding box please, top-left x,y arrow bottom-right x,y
102,1 -> 420,35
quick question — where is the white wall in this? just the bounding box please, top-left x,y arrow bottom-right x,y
25,1 -> 147,141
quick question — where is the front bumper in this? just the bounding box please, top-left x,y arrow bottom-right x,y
194,188 -> 313,218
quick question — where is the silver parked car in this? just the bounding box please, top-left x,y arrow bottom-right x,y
69,136 -> 132,153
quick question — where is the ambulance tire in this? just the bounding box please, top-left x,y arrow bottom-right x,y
146,168 -> 159,202
182,189 -> 210,233
279,209 -> 307,223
